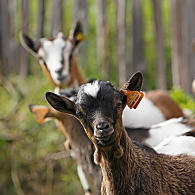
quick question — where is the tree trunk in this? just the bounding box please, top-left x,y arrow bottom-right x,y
131,0 -> 145,85
116,0 -> 126,87
51,0 -> 63,36
152,0 -> 166,89
7,0 -> 17,74
96,0 -> 106,67
96,0 -> 110,80
0,0 -> 9,74
0,1 -> 3,74
37,0 -> 45,40
183,0 -> 195,96
20,0 -> 29,77
170,0 -> 186,89
73,0 -> 88,68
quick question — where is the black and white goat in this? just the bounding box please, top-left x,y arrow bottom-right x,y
46,72 -> 195,195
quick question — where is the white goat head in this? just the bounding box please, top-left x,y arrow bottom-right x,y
20,21 -> 85,88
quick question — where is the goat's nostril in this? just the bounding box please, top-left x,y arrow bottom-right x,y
96,122 -> 110,130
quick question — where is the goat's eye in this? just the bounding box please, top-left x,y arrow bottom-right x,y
77,111 -> 84,119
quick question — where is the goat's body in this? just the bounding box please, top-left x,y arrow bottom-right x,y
123,90 -> 184,128
49,109 -> 102,194
146,90 -> 184,119
155,130 -> 195,156
100,130 -> 195,195
125,117 -> 193,148
144,117 -> 193,147
122,96 -> 165,127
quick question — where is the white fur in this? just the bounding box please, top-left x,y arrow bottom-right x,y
77,165 -> 91,194
84,81 -> 100,98
154,135 -> 195,156
144,118 -> 192,147
38,35 -> 73,85
122,95 -> 165,128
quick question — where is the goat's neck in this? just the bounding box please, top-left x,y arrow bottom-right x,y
69,55 -> 86,89
99,127 -> 152,194
49,108 -> 88,143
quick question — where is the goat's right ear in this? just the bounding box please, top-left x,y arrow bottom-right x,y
19,32 -> 39,57
45,92 -> 76,116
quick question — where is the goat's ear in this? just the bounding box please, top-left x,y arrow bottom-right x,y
20,32 -> 39,57
45,92 -> 76,116
69,21 -> 86,46
29,104 -> 49,124
120,72 -> 143,108
120,72 -> 143,92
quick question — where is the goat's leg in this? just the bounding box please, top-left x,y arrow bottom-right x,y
77,165 -> 92,195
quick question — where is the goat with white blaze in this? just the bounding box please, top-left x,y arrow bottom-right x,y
46,72 -> 195,195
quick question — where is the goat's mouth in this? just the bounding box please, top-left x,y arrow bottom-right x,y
57,75 -> 70,82
94,130 -> 115,147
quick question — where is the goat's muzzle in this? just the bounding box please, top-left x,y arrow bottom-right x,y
94,121 -> 115,146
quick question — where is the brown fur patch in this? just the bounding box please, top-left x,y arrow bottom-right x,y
67,55 -> 86,87
146,90 -> 184,119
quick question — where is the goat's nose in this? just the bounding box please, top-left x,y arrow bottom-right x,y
96,122 -> 110,130
55,67 -> 63,74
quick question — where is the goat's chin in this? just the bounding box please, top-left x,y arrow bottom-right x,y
53,76 -> 71,86
94,131 -> 116,147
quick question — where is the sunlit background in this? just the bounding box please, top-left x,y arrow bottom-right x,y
0,0 -> 195,194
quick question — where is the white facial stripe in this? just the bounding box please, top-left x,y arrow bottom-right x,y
84,81 -> 100,98
64,41 -> 73,74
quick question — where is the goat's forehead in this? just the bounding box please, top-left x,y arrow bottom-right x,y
39,37 -> 72,55
76,81 -> 120,106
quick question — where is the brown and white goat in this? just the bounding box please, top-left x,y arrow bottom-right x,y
20,21 -> 86,90
29,104 -> 101,195
46,72 -> 195,195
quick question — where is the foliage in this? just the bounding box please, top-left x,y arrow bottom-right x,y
0,75 -> 83,195
170,88 -> 195,116
1,0 -> 194,194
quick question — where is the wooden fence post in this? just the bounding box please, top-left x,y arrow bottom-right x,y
170,0 -> 186,89
116,0 -> 126,87
131,0 -> 145,86
37,0 -> 45,40
152,0 -> 166,89
20,0 -> 29,77
51,0 -> 63,36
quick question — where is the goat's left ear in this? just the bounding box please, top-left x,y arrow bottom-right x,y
69,21 -> 86,46
121,72 -> 143,92
120,72 -> 143,108
45,92 -> 76,116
